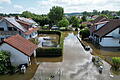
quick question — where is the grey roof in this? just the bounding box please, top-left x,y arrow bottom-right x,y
19,17 -> 37,25
5,17 -> 27,32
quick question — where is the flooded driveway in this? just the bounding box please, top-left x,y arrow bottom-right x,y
32,32 -> 120,80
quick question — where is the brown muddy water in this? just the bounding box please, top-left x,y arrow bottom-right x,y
0,31 -> 120,80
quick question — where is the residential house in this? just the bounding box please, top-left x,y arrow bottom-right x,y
0,34 -> 37,66
91,16 -> 107,24
90,18 -> 120,47
0,17 -> 38,42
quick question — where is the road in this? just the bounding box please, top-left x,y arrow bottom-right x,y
32,32 -> 120,80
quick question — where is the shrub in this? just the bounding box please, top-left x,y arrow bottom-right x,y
112,57 -> 120,70
58,18 -> 69,27
36,47 -> 62,57
80,27 -> 90,40
29,38 -> 39,45
0,50 -> 10,74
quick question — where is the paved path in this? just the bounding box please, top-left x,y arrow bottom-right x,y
32,33 -> 119,80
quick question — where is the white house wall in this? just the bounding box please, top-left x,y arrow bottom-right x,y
96,23 -> 105,30
0,20 -> 8,31
106,28 -> 119,36
0,43 -> 29,66
100,38 -> 120,47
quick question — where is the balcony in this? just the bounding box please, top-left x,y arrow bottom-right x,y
0,31 -> 19,35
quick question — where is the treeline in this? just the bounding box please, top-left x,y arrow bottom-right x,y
82,10 -> 120,19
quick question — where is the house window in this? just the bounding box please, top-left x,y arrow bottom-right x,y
1,38 -> 4,41
8,27 -> 13,31
0,28 -> 4,31
30,34 -> 32,38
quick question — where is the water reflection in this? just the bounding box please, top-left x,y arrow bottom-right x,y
38,34 -> 59,47
83,41 -> 120,56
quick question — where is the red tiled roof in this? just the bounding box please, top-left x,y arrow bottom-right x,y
24,28 -> 38,35
4,34 -> 38,56
95,19 -> 120,37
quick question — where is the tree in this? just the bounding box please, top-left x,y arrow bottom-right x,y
93,10 -> 100,15
58,18 -> 69,27
70,16 -> 79,27
21,11 -> 50,26
81,16 -> 87,22
80,27 -> 90,39
48,6 -> 64,25
117,11 -> 120,16
0,50 -> 10,73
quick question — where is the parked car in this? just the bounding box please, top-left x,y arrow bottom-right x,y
51,26 -> 59,30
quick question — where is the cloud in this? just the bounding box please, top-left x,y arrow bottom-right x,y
36,0 -> 120,13
0,0 -> 11,4
13,5 -> 23,9
0,6 -> 3,9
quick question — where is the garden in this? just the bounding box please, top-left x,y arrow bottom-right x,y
36,30 -> 64,57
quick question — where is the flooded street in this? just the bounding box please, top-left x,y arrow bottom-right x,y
0,32 -> 120,80
32,32 -> 120,80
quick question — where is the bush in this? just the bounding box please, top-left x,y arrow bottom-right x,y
38,30 -> 61,36
112,57 -> 120,70
58,18 -> 69,27
0,50 -> 10,74
29,38 -> 39,45
36,47 -> 62,57
80,27 -> 90,40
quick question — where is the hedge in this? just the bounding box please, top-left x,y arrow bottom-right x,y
37,30 -> 61,36
112,57 -> 120,70
36,47 -> 62,57
36,30 -> 64,57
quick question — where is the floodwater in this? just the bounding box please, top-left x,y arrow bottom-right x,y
0,31 -> 120,80
83,41 -> 120,57
38,34 -> 59,47
32,32 -> 120,80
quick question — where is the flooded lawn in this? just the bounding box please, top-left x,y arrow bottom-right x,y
83,41 -> 120,57
0,58 -> 38,80
38,34 -> 60,47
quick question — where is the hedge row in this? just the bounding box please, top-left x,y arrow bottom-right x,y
37,30 -> 61,36
36,47 -> 62,57
36,31 -> 63,57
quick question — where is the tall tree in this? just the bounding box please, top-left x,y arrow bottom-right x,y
81,16 -> 87,22
69,16 -> 79,27
48,6 -> 64,25
58,18 -> 69,27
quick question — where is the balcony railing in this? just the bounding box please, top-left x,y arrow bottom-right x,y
0,31 -> 19,35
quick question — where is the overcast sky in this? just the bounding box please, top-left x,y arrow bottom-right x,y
0,0 -> 120,14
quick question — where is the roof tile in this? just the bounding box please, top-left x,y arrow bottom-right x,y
4,34 -> 38,56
